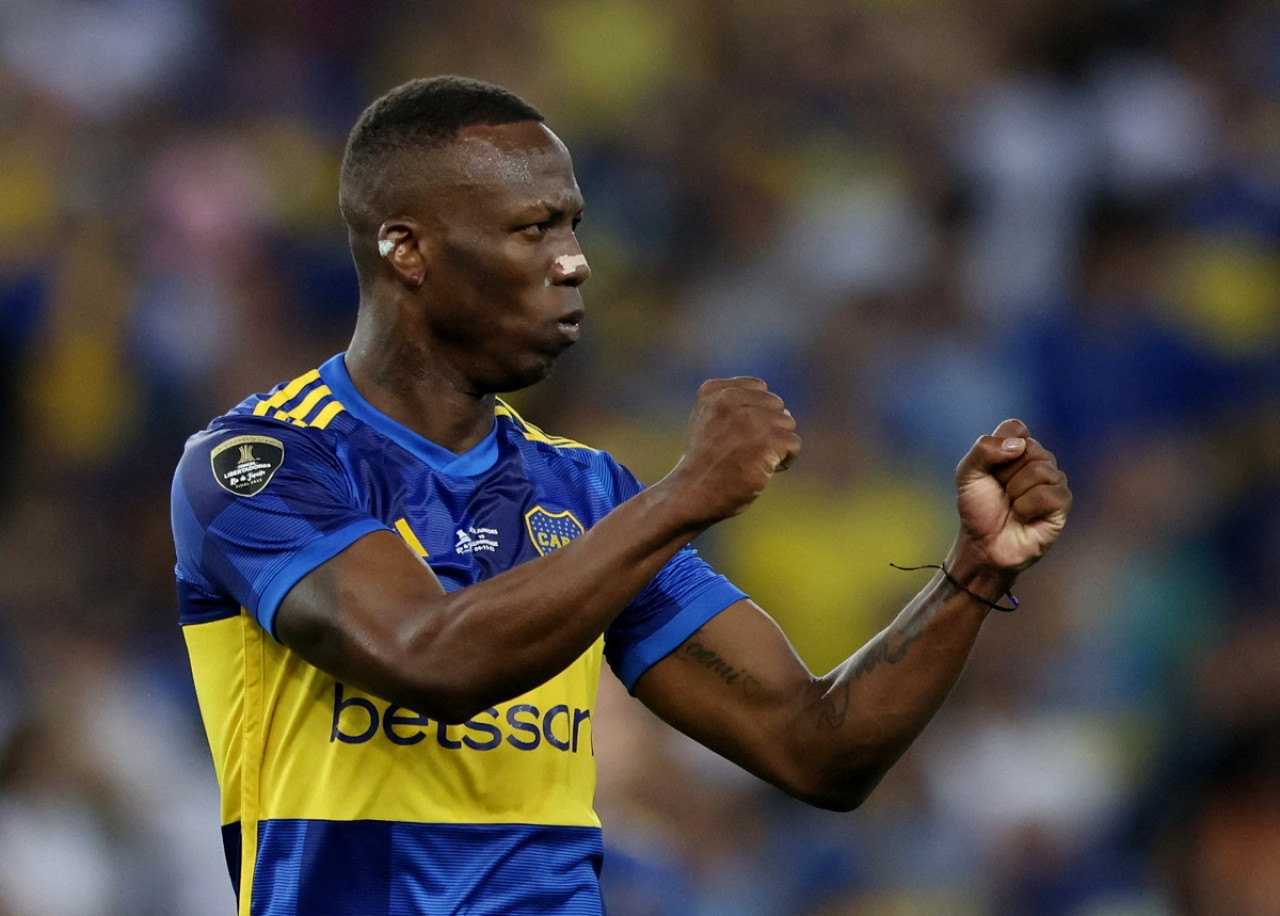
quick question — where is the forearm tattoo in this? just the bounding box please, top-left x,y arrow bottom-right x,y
815,586 -> 943,730
816,681 -> 851,730
812,640 -> 914,732
680,631 -> 761,696
848,633 -> 914,680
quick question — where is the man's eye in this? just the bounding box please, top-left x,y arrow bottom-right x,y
520,222 -> 550,238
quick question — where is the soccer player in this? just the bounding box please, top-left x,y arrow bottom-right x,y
171,75 -> 1071,915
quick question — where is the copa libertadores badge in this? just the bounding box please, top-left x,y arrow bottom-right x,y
210,435 -> 285,497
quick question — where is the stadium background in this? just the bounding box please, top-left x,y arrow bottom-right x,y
1,0 -> 1278,913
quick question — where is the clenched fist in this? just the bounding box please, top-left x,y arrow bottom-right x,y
953,418 -> 1072,573
660,378 -> 802,528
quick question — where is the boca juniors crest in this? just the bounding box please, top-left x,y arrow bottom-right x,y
525,506 -> 585,555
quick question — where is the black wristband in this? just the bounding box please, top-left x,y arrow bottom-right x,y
889,562 -> 1019,613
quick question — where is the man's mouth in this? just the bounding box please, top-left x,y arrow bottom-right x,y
557,310 -> 584,342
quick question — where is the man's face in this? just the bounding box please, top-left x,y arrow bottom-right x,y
416,120 -> 590,394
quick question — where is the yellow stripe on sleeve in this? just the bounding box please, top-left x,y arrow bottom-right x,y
310,400 -> 346,429
285,385 -> 333,423
253,370 -> 322,417
394,518 -> 429,557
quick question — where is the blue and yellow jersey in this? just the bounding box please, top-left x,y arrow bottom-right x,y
170,353 -> 745,916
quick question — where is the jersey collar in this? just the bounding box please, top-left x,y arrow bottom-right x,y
318,353 -> 501,477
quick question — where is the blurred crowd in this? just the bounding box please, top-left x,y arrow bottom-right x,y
1,0 -> 1279,913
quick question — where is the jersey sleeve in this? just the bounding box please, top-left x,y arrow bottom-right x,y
171,417 -> 389,638
593,457 -> 748,692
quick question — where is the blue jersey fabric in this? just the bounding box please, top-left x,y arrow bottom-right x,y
171,353 -> 745,915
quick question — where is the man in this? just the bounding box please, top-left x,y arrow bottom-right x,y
171,75 -> 1071,915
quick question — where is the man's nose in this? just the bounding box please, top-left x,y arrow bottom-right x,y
550,252 -> 590,287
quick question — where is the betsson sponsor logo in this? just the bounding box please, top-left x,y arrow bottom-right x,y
330,683 -> 592,753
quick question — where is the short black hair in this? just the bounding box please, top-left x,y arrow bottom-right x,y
339,76 -> 544,235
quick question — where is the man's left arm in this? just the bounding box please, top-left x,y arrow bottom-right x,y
632,419 -> 1072,811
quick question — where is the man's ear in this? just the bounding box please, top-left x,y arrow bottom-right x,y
377,219 -> 426,288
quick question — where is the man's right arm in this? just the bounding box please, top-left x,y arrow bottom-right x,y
275,378 -> 801,723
